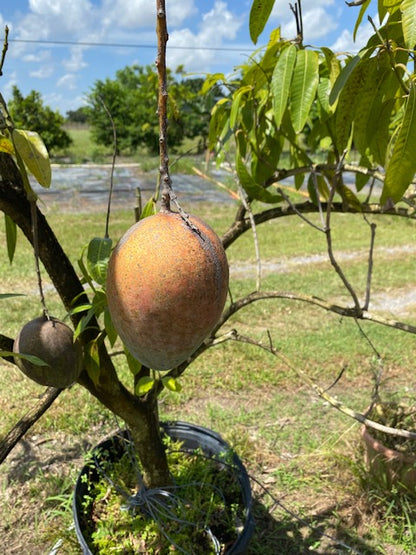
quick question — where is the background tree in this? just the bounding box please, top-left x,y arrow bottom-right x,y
8,86 -> 72,152
87,64 -> 220,154
66,106 -> 89,125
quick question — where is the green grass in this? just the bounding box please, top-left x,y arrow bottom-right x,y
1,196 -> 416,553
58,125 -> 210,169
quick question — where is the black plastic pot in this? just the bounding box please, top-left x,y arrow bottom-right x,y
73,421 -> 254,554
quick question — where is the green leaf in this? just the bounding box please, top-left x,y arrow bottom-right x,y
316,75 -> 332,118
208,98 -> 231,148
230,85 -> 252,130
12,129 -> 51,188
401,0 -> 416,49
104,308 -> 118,347
84,340 -> 101,386
240,99 -> 255,133
307,173 -> 329,204
162,376 -> 182,393
338,185 -> 362,212
353,0 -> 371,40
249,0 -> 276,44
321,47 -> 341,88
78,248 -> 96,291
70,303 -> 93,315
377,0 -> 389,21
4,351 -> 47,366
267,27 -> 281,46
0,293 -> 25,299
318,49 -> 341,118
353,55 -> 391,156
125,347 -> 142,376
0,136 -> 14,155
87,237 -> 112,285
355,171 -> 370,193
382,0 -> 402,7
92,289 -> 106,312
251,129 -> 283,183
140,198 -> 157,220
334,57 -> 371,153
4,213 -> 17,263
271,44 -> 297,128
369,98 -> 396,165
236,155 -> 281,203
135,376 -> 155,396
73,307 -> 96,340
329,55 -> 361,106
200,73 -> 225,95
289,49 -> 319,133
382,82 -> 416,205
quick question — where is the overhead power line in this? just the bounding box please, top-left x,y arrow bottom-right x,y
9,38 -> 253,53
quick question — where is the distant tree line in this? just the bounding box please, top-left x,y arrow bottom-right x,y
9,65 -> 222,155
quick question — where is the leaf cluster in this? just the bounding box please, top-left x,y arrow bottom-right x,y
208,0 -> 416,208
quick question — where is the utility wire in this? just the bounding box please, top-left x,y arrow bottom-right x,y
9,38 -> 253,52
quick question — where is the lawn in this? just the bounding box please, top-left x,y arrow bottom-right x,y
1,178 -> 416,553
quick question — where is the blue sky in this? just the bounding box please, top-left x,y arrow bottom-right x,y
0,0 -> 378,115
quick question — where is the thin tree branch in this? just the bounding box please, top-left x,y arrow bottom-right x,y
264,162 -> 386,190
0,26 -> 8,77
363,218 -> 376,311
98,95 -> 117,239
215,290 -> 416,336
290,1 -> 303,45
229,331 -> 416,441
324,156 -> 362,315
156,0 -> 171,212
30,199 -> 49,318
277,186 -> 324,232
238,184 -> 262,290
221,201 -> 416,250
162,286 -> 416,388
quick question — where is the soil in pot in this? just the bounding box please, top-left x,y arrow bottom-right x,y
361,401 -> 416,493
73,422 -> 253,554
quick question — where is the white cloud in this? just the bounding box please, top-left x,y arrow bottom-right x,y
168,1 -> 243,72
30,65 -> 54,79
27,0 -> 95,36
63,46 -> 88,72
331,19 -> 375,53
100,0 -> 196,30
287,7 -> 338,41
57,73 -> 77,90
22,50 -> 52,63
271,0 -> 338,42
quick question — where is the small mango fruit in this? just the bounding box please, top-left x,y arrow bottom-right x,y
106,211 -> 229,370
13,315 -> 82,388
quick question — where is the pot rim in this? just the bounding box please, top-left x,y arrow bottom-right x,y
360,424 -> 416,463
73,420 -> 254,555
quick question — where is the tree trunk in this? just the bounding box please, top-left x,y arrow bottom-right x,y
0,153 -> 171,487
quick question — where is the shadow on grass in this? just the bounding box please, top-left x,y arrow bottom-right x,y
4,436 -> 92,484
247,498 -> 381,555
